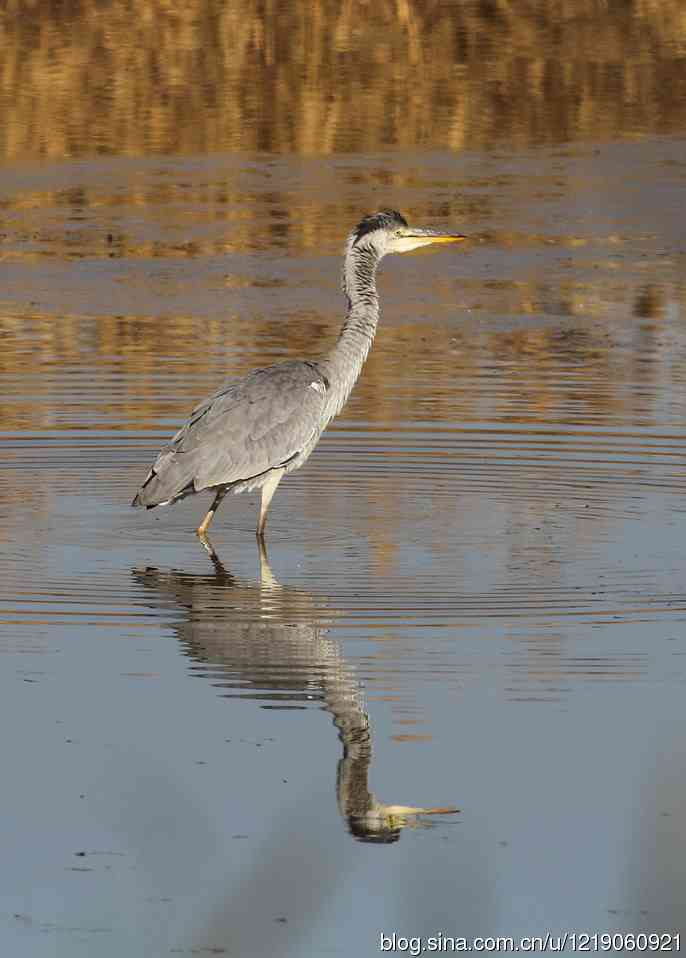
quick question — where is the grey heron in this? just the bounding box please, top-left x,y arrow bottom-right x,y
132,210 -> 465,543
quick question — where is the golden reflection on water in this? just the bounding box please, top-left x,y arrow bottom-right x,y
0,1 -> 684,631
2,0 -> 686,161
2,297 -> 685,436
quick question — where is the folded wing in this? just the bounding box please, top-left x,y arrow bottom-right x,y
133,361 -> 328,507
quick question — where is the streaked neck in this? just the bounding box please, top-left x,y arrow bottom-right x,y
321,243 -> 381,417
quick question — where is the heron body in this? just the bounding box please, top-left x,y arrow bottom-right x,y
132,210 -> 465,542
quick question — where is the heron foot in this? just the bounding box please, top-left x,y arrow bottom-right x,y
196,529 -> 220,561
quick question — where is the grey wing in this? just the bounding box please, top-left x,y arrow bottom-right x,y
133,361 -> 329,507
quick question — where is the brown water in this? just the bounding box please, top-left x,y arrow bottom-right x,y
2,3 -> 686,956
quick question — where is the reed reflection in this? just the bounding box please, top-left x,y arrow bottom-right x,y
133,542 -> 457,843
3,0 -> 686,161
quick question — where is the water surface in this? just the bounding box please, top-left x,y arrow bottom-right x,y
1,3 -> 686,955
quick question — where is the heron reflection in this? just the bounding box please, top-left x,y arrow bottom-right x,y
133,542 -> 458,843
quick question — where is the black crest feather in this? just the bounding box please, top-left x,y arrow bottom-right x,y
352,210 -> 407,244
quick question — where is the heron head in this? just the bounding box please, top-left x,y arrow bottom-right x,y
350,210 -> 466,257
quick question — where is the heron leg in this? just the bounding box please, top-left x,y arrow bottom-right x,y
256,468 -> 285,539
196,487 -> 228,538
197,529 -> 220,561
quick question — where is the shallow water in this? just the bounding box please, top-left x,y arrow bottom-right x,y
2,4 -> 686,956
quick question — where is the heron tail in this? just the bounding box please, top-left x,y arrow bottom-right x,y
131,450 -> 196,508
